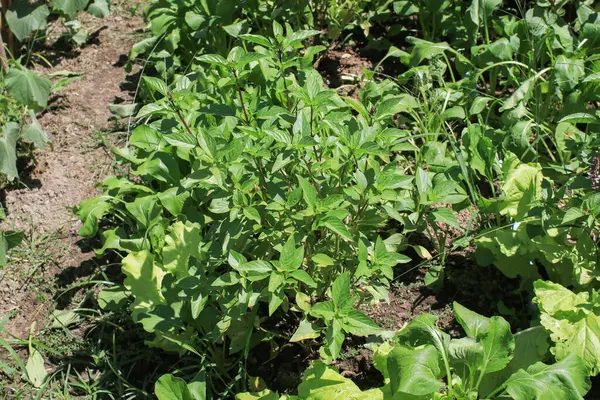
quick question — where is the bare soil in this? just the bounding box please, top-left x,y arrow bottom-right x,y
0,9 -> 143,338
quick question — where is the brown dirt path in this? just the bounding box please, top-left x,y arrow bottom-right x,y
0,9 -> 143,338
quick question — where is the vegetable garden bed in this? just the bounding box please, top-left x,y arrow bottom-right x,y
2,0 -> 600,399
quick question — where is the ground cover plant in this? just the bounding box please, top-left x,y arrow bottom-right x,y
1,0 -> 600,398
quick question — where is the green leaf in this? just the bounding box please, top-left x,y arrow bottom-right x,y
319,216 -> 353,241
237,260 -> 272,274
97,285 -> 128,311
410,40 -> 451,66
143,76 -> 169,96
53,0 -> 88,19
243,206 -> 261,223
453,302 -> 514,375
375,96 -> 416,120
312,253 -> 334,266
504,354 -> 590,400
282,30 -> 320,48
387,345 -> 444,396
554,55 -> 585,92
310,301 -> 336,321
342,310 -> 381,336
162,222 -> 202,278
499,161 -> 543,218
22,122 -> 49,149
0,230 -> 24,267
397,314 -> 451,361
331,272 -> 351,308
122,251 -> 166,321
239,34 -> 271,48
197,54 -> 229,67
0,123 -> 20,181
188,371 -> 207,400
298,361 -> 383,399
25,349 -> 48,388
77,195 -> 113,237
87,0 -> 110,18
290,319 -> 321,342
449,337 -> 484,382
280,235 -> 304,272
470,96 -> 492,115
534,280 -> 600,375
6,1 -> 49,42
155,374 -> 195,400
6,68 -> 52,110
431,208 -> 459,227
558,113 -> 597,124
289,270 -> 317,287
298,175 -> 318,212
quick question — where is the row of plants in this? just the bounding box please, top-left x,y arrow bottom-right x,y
75,0 -> 600,398
0,1 -> 112,264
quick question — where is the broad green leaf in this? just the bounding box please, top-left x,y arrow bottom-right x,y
554,55 -> 585,92
312,253 -> 334,266
500,77 -> 534,111
196,54 -> 229,67
125,195 -> 161,230
97,285 -> 128,311
280,235 -> 304,272
289,270 -> 316,287
122,251 -> 166,321
87,0 -> 110,18
282,30 -> 320,48
143,76 -> 169,96
558,113 -> 597,124
239,34 -> 271,47
310,301 -> 336,320
533,280 -> 588,315
0,123 -> 20,181
505,354 -> 590,400
397,313 -> 451,360
298,361 -> 383,399
155,374 -> 195,400
0,230 -> 24,267
449,337 -> 484,382
6,1 -> 49,42
331,272 -> 351,308
375,96 -> 416,120
25,349 -> 48,388
6,68 -> 52,110
77,195 -> 113,237
431,208 -> 459,227
410,40 -> 451,66
188,370 -> 207,400
53,0 -> 88,18
298,176 -> 318,212
243,206 -> 261,223
534,281 -> 600,375
290,319 -> 321,342
22,122 -> 49,149
470,96 -> 492,115
387,345 -> 443,396
499,161 -> 542,218
319,216 -> 352,241
454,302 -> 514,375
479,326 -> 550,396
342,310 -> 381,336
162,222 -> 202,278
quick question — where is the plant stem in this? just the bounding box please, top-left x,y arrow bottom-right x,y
237,84 -> 250,125
310,106 -> 321,162
301,154 -> 322,199
168,93 -> 194,136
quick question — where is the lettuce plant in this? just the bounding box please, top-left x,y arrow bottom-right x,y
234,302 -> 590,399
